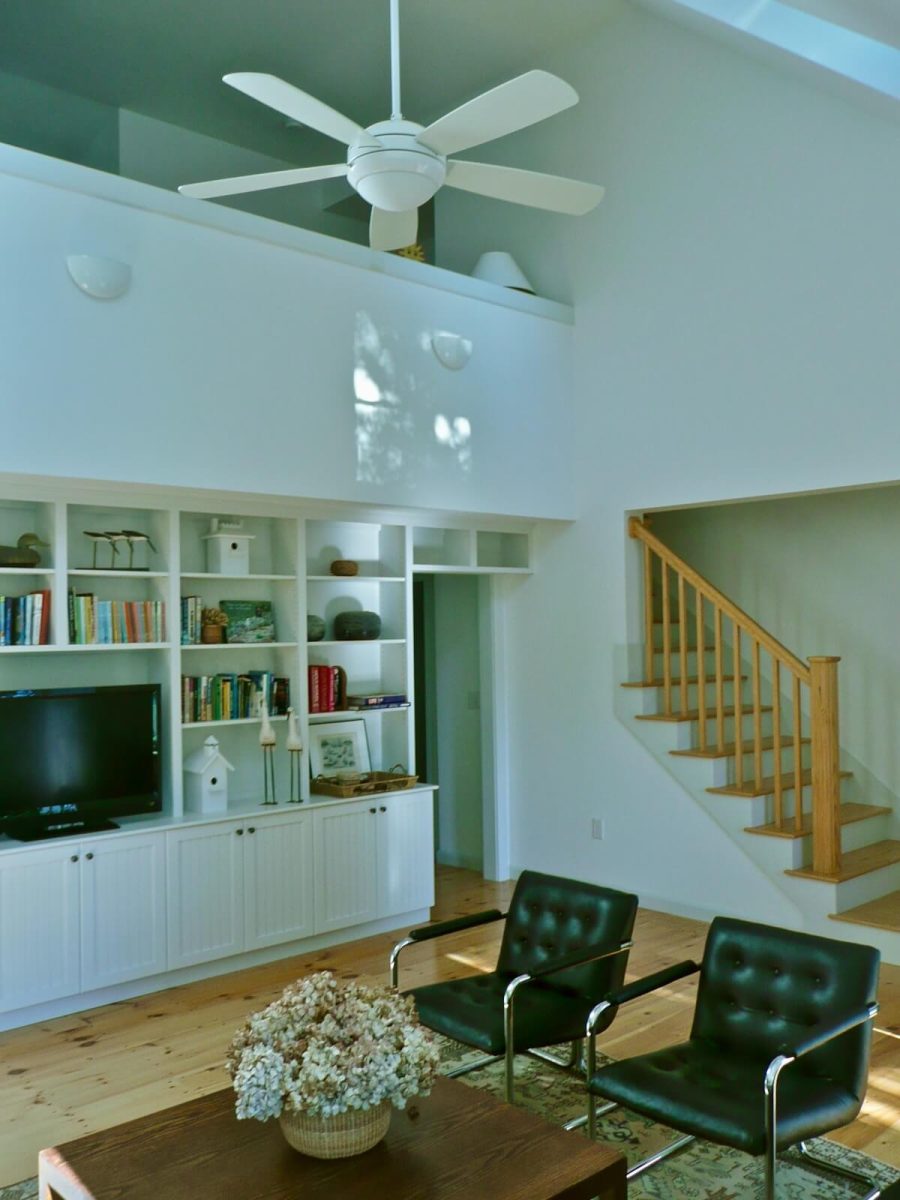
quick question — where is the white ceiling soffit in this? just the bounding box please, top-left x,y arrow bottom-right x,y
634,0 -> 900,106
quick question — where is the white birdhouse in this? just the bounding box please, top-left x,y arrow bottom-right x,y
183,735 -> 235,814
201,517 -> 254,574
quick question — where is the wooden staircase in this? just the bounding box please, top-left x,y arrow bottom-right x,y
624,517 -> 900,943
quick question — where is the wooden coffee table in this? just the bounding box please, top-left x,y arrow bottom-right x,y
39,1076 -> 624,1200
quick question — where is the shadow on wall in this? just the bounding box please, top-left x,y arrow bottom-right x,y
353,311 -> 472,486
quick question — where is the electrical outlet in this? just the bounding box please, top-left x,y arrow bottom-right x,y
591,818 -> 605,841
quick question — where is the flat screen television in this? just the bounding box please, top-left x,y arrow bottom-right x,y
0,683 -> 162,841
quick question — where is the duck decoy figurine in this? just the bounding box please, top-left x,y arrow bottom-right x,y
0,533 -> 50,568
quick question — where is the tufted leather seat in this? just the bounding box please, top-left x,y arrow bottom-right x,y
403,870 -> 637,1102
588,916 -> 880,1198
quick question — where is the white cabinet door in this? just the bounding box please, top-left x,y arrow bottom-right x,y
244,812 -> 314,951
0,844 -> 80,1012
313,802 -> 378,934
166,822 -> 244,969
80,834 -> 167,991
376,792 -> 435,919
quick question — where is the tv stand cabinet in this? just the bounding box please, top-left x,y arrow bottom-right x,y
0,787 -> 435,1029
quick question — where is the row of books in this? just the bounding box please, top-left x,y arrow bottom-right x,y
181,596 -> 204,645
182,672 -> 291,724
308,665 -> 408,713
69,592 -> 166,645
308,664 -> 347,713
0,590 -> 51,646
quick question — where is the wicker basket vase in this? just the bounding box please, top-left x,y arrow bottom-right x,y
279,1100 -> 391,1158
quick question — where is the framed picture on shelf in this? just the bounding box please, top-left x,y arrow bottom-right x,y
220,599 -> 275,643
309,719 -> 371,778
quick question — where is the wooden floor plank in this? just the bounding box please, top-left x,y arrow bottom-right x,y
0,867 -> 896,1187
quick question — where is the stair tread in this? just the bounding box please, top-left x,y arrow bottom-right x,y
622,675 -> 743,689
654,644 -> 717,653
745,802 -> 891,839
829,890 -> 900,933
786,840 -> 900,883
671,735 -> 810,760
636,704 -> 772,724
707,767 -> 851,799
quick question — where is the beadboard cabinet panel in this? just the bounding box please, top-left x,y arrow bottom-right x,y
0,844 -> 80,1011
378,792 -> 435,919
243,812 -> 314,950
166,823 -> 244,969
80,834 -> 167,991
313,802 -> 379,934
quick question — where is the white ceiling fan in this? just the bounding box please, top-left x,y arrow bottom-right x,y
178,0 -> 604,251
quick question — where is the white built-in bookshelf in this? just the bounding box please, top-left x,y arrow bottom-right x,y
0,482 -> 532,817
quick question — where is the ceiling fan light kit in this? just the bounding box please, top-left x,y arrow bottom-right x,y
179,2 -> 604,254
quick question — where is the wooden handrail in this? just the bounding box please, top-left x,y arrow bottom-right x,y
628,515 -> 842,876
629,517 -> 809,681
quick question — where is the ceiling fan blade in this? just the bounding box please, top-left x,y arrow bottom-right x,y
179,163 -> 348,200
370,207 -> 418,252
224,73 -> 380,148
444,160 -> 604,215
417,70 -> 577,158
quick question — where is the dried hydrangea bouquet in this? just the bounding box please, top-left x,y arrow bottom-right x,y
227,970 -> 440,1158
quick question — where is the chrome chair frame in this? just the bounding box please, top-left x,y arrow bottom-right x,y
583,959 -> 881,1200
390,914 -> 632,1103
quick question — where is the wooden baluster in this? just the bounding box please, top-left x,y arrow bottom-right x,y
733,624 -> 743,787
661,562 -> 672,715
696,591 -> 707,751
752,640 -> 762,789
678,574 -> 688,714
809,657 -> 842,876
643,542 -> 654,685
792,675 -> 803,833
714,607 -> 724,751
772,660 -> 783,828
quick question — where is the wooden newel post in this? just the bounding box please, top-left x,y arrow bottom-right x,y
808,656 -> 841,877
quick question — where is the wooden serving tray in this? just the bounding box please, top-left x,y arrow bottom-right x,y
311,770 -> 419,798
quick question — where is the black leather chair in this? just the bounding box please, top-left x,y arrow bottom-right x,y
585,916 -> 881,1200
390,870 -> 638,1103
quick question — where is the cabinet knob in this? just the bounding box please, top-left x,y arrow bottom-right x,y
248,827 -> 256,834
85,852 -> 94,861
369,807 -> 377,814
379,806 -> 386,813
236,828 -> 244,836
70,854 -> 79,863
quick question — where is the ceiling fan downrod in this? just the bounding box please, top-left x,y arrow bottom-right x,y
390,0 -> 402,120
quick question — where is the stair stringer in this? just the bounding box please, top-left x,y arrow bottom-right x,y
615,643 -> 900,963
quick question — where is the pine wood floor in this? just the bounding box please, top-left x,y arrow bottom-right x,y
0,867 -> 897,1186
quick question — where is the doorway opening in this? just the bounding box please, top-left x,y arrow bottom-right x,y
414,575 -> 505,880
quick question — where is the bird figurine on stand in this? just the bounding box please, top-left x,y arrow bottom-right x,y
259,695 -> 277,805
285,707 -> 303,803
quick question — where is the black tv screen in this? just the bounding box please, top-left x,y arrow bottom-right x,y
0,684 -> 162,839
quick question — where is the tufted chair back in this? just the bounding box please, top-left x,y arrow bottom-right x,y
496,870 -> 637,999
692,917 -> 880,1097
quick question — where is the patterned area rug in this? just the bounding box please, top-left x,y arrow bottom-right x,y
2,1039 -> 897,1200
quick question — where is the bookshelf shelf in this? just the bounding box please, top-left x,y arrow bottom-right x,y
182,572 -> 295,582
65,642 -> 172,652
0,568 -> 54,578
311,638 -> 406,647
306,575 -> 405,584
182,715 -> 288,730
69,569 -> 170,579
308,705 -> 410,721
181,641 -> 299,651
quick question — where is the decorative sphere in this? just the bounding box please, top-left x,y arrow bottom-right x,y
334,611 -> 382,641
307,614 -> 326,642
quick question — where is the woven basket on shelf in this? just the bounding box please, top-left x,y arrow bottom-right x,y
279,1100 -> 391,1158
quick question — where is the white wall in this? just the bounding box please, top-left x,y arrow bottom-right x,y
432,575 -> 483,870
653,489 -> 900,804
457,3 -> 900,917
0,146 -> 574,521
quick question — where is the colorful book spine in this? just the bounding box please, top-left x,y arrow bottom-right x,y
69,596 -> 166,644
